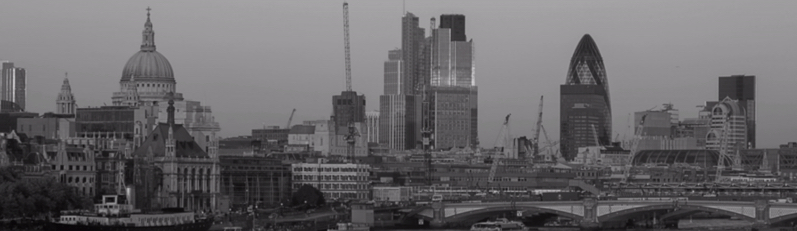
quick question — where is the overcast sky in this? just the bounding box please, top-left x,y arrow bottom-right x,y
1,0 -> 795,148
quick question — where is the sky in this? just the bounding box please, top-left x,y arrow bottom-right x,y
1,0 -> 796,148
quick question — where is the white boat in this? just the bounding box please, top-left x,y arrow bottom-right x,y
327,222 -> 370,231
470,218 -> 528,231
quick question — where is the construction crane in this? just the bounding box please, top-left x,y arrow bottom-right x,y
715,112 -> 739,182
540,125 -> 563,162
622,115 -> 647,183
591,124 -> 600,147
488,114 -> 511,185
285,108 -> 296,129
342,2 -> 359,163
531,96 -> 544,160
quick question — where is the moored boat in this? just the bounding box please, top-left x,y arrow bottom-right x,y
46,195 -> 213,231
470,218 -> 528,231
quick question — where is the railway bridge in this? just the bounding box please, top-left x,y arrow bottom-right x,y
405,199 -> 797,228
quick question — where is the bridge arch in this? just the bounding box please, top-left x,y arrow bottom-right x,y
598,204 -> 757,223
768,212 -> 797,225
446,205 -> 583,224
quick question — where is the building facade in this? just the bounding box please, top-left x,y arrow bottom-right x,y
427,86 -> 478,149
304,120 -> 332,156
252,127 -> 290,152
219,156 -> 291,208
560,34 -> 612,161
705,97 -> 747,164
52,142 -> 96,198
131,98 -> 220,211
383,49 -> 403,95
332,91 -> 366,132
365,111 -> 379,144
1,62 -> 26,111
17,115 -> 75,140
379,95 -> 420,150
291,162 -> 372,200
718,75 -> 755,148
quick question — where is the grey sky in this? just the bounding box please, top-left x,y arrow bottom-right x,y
1,0 -> 795,148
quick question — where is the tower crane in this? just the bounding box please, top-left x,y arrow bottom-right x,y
342,2 -> 359,163
531,96 -> 544,160
488,114 -> 511,185
285,108 -> 296,129
715,112 -> 740,182
623,115 -> 646,183
540,125 -> 562,162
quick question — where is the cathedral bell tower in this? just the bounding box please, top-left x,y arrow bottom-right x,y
124,75 -> 140,107
165,92 -> 176,158
56,72 -> 76,115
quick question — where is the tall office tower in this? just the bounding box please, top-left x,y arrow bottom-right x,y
439,14 -> 466,42
365,110 -> 380,143
379,48 -> 421,150
1,62 -> 26,110
426,16 -> 478,149
383,49 -> 402,95
12,68 -> 25,110
402,13 -> 426,95
718,75 -> 755,148
560,34 -> 612,161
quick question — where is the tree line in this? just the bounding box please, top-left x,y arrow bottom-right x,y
0,167 -> 93,219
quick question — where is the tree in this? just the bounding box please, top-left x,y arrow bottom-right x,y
290,184 -> 325,209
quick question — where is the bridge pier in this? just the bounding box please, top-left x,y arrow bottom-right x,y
431,201 -> 446,228
580,198 -> 599,231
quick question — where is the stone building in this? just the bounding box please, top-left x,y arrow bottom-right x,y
131,96 -> 219,211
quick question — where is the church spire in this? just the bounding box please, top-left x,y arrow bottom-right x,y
141,7 -> 156,52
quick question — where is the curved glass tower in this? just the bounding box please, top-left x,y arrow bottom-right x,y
560,34 -> 612,161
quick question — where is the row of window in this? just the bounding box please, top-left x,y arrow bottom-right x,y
293,167 -> 367,172
294,175 -> 367,181
60,164 -> 94,171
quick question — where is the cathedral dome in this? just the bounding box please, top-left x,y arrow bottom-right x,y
121,50 -> 174,82
120,8 -> 174,83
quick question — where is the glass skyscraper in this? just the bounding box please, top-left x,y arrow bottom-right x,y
560,34 -> 612,161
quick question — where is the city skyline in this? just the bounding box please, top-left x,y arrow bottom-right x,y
1,1 -> 796,148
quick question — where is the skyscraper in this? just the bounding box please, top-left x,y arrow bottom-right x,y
402,13 -> 425,96
427,15 -> 478,149
439,14 -> 466,42
383,49 -> 402,95
718,75 -> 755,148
1,61 -> 26,111
560,34 -> 612,161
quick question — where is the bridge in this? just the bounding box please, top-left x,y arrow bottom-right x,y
404,199 -> 797,229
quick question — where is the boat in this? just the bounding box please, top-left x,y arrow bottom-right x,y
46,195 -> 213,231
327,222 -> 370,231
470,218 -> 528,231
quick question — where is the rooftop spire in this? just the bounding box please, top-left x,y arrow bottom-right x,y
141,7 -> 156,52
